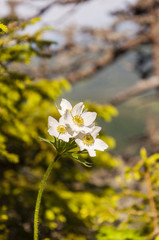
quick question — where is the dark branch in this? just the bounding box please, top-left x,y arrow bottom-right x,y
107,76 -> 159,105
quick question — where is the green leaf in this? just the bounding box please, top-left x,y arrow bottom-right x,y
71,153 -> 92,167
39,137 -> 55,144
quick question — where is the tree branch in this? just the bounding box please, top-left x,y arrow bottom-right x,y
67,33 -> 150,83
107,76 -> 159,105
32,0 -> 90,18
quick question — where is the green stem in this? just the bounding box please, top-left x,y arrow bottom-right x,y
34,154 -> 60,240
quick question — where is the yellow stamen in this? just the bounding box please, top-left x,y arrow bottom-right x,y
57,125 -> 67,134
72,115 -> 84,127
82,134 -> 94,146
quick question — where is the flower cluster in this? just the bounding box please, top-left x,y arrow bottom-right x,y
48,99 -> 108,157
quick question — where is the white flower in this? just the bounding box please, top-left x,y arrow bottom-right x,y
64,102 -> 97,135
47,99 -> 109,158
75,126 -> 108,157
57,98 -> 88,116
57,98 -> 73,116
48,116 -> 72,142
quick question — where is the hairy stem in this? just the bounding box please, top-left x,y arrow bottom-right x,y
34,154 -> 60,240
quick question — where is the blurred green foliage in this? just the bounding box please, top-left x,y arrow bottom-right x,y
96,226 -> 145,240
1,18 -> 159,240
0,22 -> 8,33
0,19 -> 119,240
113,148 -> 159,240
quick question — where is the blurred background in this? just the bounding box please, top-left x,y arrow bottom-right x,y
1,0 -> 159,239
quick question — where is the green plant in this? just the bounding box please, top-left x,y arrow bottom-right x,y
0,19 -> 118,240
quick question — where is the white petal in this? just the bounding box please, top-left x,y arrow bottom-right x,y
48,116 -> 58,128
89,122 -> 95,128
91,126 -> 101,138
75,132 -> 85,140
68,123 -> 80,133
66,126 -> 77,137
59,116 -> 67,125
94,139 -> 108,151
81,112 -> 97,126
48,127 -> 58,137
60,98 -> 72,111
59,133 -> 70,142
57,109 -> 64,115
55,102 -> 64,115
75,139 -> 85,151
71,125 -> 92,135
63,110 -> 72,123
87,148 -> 96,157
80,126 -> 94,134
72,102 -> 84,116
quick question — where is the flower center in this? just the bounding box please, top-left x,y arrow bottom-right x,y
72,115 -> 84,127
57,125 -> 67,134
82,134 -> 94,146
